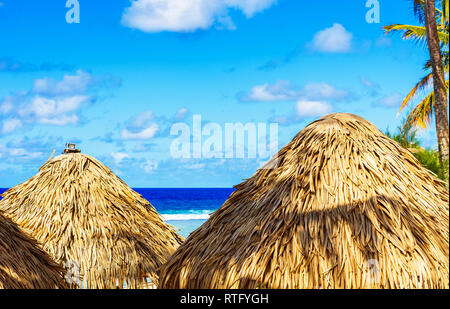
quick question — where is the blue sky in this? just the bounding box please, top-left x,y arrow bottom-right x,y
0,0 -> 437,187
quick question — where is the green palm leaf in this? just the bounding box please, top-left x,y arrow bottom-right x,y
383,24 -> 449,44
405,79 -> 449,129
384,1 -> 448,131
406,91 -> 434,129
399,72 -> 433,113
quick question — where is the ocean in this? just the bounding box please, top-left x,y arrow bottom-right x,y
0,188 -> 234,238
135,188 -> 234,237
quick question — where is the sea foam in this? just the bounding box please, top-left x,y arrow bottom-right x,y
162,213 -> 211,221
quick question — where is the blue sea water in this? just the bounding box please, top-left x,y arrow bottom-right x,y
135,188 -> 234,237
0,188 -> 234,238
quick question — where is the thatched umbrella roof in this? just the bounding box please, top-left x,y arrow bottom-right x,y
159,113 -> 449,289
0,152 -> 183,289
0,212 -> 68,289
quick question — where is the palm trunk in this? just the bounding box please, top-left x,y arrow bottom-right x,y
424,0 -> 449,162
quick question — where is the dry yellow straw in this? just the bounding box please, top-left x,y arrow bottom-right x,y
159,113 -> 449,289
0,153 -> 184,289
0,212 -> 68,289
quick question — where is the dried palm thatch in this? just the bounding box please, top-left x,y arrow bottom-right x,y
0,153 -> 184,289
159,113 -> 449,289
0,212 -> 68,289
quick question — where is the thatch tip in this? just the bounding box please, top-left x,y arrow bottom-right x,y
158,112 -> 449,289
0,150 -> 184,289
63,142 -> 81,154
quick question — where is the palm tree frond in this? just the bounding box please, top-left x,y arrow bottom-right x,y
399,72 -> 433,112
406,91 -> 434,129
441,0 -> 449,22
405,79 -> 449,129
413,0 -> 426,23
384,24 -> 427,41
383,24 -> 448,44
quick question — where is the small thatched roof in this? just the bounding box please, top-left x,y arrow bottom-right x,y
0,212 -> 67,289
0,152 -> 183,289
159,113 -> 449,289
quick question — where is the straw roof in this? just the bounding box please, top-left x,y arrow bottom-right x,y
0,153 -> 183,289
159,113 -> 449,289
0,212 -> 67,289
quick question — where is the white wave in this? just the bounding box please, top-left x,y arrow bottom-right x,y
162,213 -> 211,221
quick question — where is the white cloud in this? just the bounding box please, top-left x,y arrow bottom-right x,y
114,108 -> 189,144
121,123 -> 159,140
6,147 -> 43,160
121,111 -> 160,140
0,136 -> 63,166
29,96 -> 56,118
111,152 -> 130,165
1,119 -> 22,134
0,96 -> 14,114
29,95 -> 87,117
121,0 -> 277,32
378,93 -> 403,108
174,107 -> 189,121
309,23 -> 353,53
14,95 -> 89,125
9,148 -> 27,156
38,114 -> 79,126
240,80 -> 349,102
32,70 -> 93,96
302,82 -> 349,100
226,0 -> 277,17
296,100 -> 332,118
241,80 -> 297,102
131,110 -> 155,128
0,70 -> 117,134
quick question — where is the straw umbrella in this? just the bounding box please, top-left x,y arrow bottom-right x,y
0,149 -> 183,289
159,113 -> 449,289
0,212 -> 68,289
